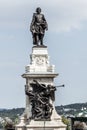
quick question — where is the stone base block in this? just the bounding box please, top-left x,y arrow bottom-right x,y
16,120 -> 66,130
26,120 -> 66,130
16,113 -> 66,130
26,127 -> 66,130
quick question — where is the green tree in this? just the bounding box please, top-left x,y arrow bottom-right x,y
62,116 -> 70,130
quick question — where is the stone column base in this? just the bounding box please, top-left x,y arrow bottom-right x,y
26,119 -> 66,130
16,119 -> 66,130
16,111 -> 66,130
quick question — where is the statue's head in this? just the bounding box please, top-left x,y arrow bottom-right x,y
36,7 -> 41,14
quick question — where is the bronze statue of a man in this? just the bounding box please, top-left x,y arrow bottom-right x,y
30,7 -> 48,46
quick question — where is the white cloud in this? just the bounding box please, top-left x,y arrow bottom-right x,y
0,0 -> 87,32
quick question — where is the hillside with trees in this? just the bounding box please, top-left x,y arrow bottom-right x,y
0,108 -> 24,121
0,102 -> 87,123
56,102 -> 87,116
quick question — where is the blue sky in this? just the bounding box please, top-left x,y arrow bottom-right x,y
0,0 -> 87,108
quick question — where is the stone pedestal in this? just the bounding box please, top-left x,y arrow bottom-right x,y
16,46 -> 66,130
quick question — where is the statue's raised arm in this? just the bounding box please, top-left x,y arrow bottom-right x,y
30,7 -> 48,46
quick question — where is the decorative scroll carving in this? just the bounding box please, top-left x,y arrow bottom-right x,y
35,56 -> 44,65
